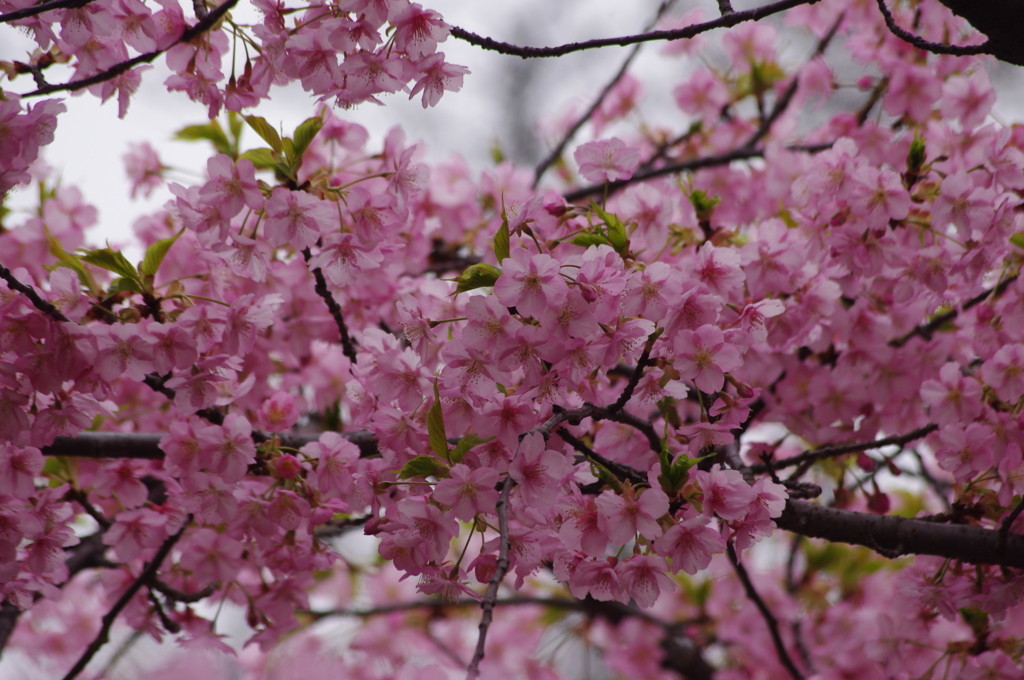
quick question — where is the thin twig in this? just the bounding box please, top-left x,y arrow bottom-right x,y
0,262 -> 70,322
607,329 -> 660,414
746,423 -> 938,475
0,0 -> 96,24
302,248 -> 359,365
62,517 -> 191,680
532,1 -> 678,186
451,0 -> 819,59
727,542 -> 805,680
890,276 -> 1018,347
556,429 -> 647,486
466,476 -> 513,679
23,0 -> 238,97
717,0 -> 735,15
875,0 -> 988,57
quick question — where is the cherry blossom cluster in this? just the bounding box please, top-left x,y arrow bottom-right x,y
2,0 -> 1024,677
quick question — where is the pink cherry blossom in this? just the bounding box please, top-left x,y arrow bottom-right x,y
673,324 -> 742,393
573,138 -> 640,183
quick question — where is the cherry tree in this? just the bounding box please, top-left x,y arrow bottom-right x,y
1,0 -> 1024,677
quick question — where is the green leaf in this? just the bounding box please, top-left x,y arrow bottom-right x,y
107,277 -> 144,295
174,121 -> 232,157
494,206 -> 511,262
1010,233 -> 1024,249
291,115 -> 324,160
239,147 -> 278,169
450,433 -> 493,464
139,228 -> 184,277
397,455 -> 441,480
45,229 -> 98,295
452,263 -> 502,294
588,200 -> 629,252
570,233 -> 612,248
78,247 -> 139,281
281,137 -> 296,166
428,381 -> 448,460
243,115 -> 282,154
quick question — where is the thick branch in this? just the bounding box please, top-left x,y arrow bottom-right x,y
42,430 -> 378,459
451,0 -> 818,59
875,0 -> 988,58
775,500 -> 1024,569
931,0 -> 1024,66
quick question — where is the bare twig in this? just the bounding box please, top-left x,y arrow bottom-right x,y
556,429 -> 647,486
0,0 -> 97,24
727,542 -> 805,680
0,262 -> 70,322
451,0 -> 819,59
466,476 -> 513,679
717,0 -> 735,15
875,0 -> 987,57
747,423 -> 938,475
23,0 -> 238,97
890,276 -> 1018,348
607,329 -> 660,414
62,517 -> 191,680
533,1 -> 678,186
302,248 -> 359,365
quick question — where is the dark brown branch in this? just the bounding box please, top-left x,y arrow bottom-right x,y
302,248 -> 359,365
0,262 -> 70,323
42,430 -> 379,460
532,1 -> 678,186
931,0 -> 1024,66
556,429 -> 647,486
890,276 -> 1018,348
466,475 -> 513,679
0,0 -> 96,24
748,423 -> 938,475
607,329 -> 660,414
727,542 -> 804,680
23,0 -> 238,97
451,0 -> 819,59
775,500 -> 1024,569
875,0 -> 988,58
62,518 -> 190,680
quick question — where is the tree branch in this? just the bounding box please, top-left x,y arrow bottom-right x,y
61,518 -> 190,680
875,0 -> 988,58
890,275 -> 1018,348
0,262 -> 70,323
532,1 -> 678,186
748,423 -> 939,475
727,542 -> 804,680
775,500 -> 1024,569
451,0 -> 819,59
41,430 -> 379,460
466,475 -> 513,679
0,0 -> 97,24
302,248 -> 359,365
22,0 -> 238,98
